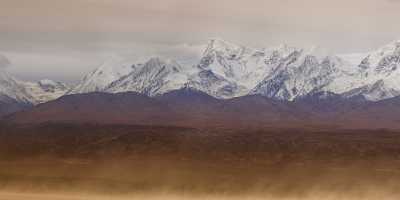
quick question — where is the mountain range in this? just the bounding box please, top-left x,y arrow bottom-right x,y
0,67 -> 69,116
69,39 -> 400,101
1,38 -> 400,126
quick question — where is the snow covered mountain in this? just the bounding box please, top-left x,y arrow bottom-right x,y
22,79 -> 70,104
0,54 -> 69,105
0,69 -> 33,104
69,56 -> 137,94
105,57 -> 192,96
188,39 -> 268,98
307,40 -> 400,101
188,39 -> 322,99
0,55 -> 34,116
70,39 -> 312,99
0,54 -> 33,104
69,39 -> 400,102
0,71 -> 69,105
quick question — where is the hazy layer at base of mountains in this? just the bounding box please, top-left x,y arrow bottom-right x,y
2,39 -> 400,122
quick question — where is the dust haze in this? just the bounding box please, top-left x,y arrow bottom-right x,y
1,124 -> 400,199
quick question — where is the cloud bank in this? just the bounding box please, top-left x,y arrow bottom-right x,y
1,0 -> 400,82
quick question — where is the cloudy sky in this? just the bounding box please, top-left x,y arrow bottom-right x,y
1,0 -> 400,83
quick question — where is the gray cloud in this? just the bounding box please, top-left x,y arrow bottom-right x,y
0,0 -> 400,82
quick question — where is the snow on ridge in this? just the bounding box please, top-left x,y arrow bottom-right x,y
22,79 -> 70,104
64,38 -> 400,102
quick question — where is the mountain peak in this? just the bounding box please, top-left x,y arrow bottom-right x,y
105,56 -> 187,97
144,57 -> 182,73
69,55 -> 135,94
204,38 -> 246,56
38,79 -> 58,86
147,57 -> 179,66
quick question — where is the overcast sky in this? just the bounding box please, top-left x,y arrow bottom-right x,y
1,0 -> 400,83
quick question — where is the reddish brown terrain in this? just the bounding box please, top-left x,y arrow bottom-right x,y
2,91 -> 400,198
6,89 -> 400,130
1,123 -> 400,199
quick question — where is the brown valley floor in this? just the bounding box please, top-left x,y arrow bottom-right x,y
1,124 -> 400,199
